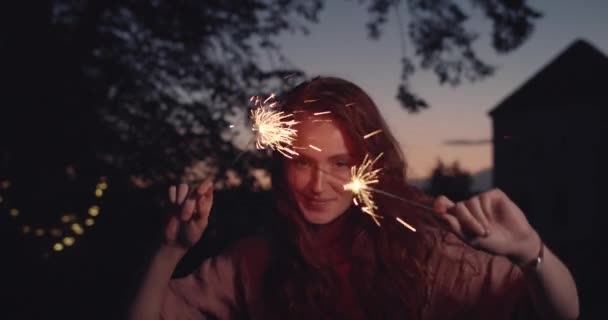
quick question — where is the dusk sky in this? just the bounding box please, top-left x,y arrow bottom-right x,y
273,0 -> 608,186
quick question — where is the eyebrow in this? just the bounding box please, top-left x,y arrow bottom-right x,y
294,153 -> 352,161
328,154 -> 352,161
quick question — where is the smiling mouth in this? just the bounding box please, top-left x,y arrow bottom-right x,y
303,197 -> 335,207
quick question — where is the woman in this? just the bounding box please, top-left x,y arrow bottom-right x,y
129,77 -> 579,319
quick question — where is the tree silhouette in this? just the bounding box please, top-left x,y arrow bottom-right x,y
425,159 -> 474,202
363,0 -> 541,112
1,0 -> 541,189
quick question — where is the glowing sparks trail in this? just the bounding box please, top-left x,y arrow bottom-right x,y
342,152 -> 419,232
364,129 -> 383,139
309,144 -> 322,152
250,94 -> 299,158
313,111 -> 332,116
304,99 -> 318,103
396,217 -> 417,232
263,93 -> 275,104
343,153 -> 384,226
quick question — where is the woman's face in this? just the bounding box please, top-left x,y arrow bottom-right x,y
285,117 -> 356,225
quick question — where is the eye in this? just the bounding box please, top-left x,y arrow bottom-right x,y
293,158 -> 310,167
333,160 -> 351,169
335,161 -> 349,167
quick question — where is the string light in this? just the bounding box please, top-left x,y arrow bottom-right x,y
35,228 -> 45,237
0,180 -> 11,189
50,228 -> 62,237
63,236 -> 75,247
9,208 -> 19,217
71,223 -> 84,235
88,205 -> 100,217
61,214 -> 75,223
1,176 -> 107,256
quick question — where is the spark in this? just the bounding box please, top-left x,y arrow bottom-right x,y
313,111 -> 332,116
364,129 -> 383,139
304,99 -> 318,103
345,103 -> 355,107
250,94 -> 300,158
312,119 -> 333,123
396,217 -> 417,232
344,153 -> 384,226
309,144 -> 322,152
263,93 -> 276,104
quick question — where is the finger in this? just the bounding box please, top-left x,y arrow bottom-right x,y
479,189 -> 504,221
450,201 -> 486,237
464,197 -> 489,236
196,179 -> 213,197
195,185 -> 214,226
168,185 -> 177,204
181,199 -> 196,221
165,216 -> 179,242
433,195 -> 455,213
433,196 -> 463,235
437,211 -> 463,237
177,183 -> 189,204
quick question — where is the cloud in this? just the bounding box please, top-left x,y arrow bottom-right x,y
443,138 -> 491,146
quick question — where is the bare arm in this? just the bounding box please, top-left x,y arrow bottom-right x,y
129,246 -> 187,320
434,189 -> 579,319
513,233 -> 579,319
128,181 -> 213,320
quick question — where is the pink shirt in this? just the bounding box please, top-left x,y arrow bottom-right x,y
160,233 -> 535,319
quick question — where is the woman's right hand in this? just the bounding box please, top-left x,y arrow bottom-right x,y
163,180 -> 214,252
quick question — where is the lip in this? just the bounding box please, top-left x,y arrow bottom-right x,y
302,196 -> 336,207
305,196 -> 336,203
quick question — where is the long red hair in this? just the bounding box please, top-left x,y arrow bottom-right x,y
264,77 -> 444,319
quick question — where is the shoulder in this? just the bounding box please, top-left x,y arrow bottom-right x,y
223,234 -> 273,277
221,234 -> 273,305
225,234 -> 272,260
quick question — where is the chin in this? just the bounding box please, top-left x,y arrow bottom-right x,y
301,209 -> 340,225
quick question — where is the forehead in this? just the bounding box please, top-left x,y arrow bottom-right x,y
293,118 -> 354,158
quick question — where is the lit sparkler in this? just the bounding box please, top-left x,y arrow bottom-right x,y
250,94 -> 299,158
343,152 -> 421,232
343,153 -> 384,226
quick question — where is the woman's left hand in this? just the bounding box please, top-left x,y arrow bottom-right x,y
433,188 -> 541,264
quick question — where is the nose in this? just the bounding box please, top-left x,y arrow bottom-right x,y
311,166 -> 325,194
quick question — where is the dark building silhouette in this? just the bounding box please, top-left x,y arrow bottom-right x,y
489,39 -> 607,318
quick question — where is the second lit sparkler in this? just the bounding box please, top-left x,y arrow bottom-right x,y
343,152 -> 418,232
249,94 -> 300,158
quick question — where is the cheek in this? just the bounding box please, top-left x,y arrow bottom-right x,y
285,165 -> 309,191
330,180 -> 353,204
